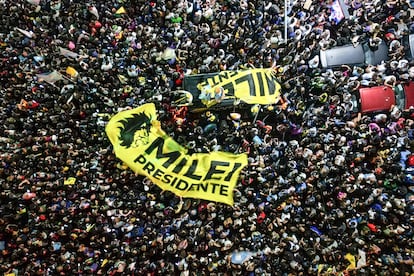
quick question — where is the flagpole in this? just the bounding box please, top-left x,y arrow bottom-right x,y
61,74 -> 76,83
284,0 -> 288,43
253,105 -> 261,124
44,81 -> 59,89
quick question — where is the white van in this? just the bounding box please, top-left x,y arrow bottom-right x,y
320,40 -> 389,68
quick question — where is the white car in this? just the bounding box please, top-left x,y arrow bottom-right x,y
320,40 -> 389,68
320,34 -> 414,68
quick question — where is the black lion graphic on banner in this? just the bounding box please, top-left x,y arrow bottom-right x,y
118,112 -> 152,148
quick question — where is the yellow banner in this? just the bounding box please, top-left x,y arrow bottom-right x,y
105,103 -> 248,205
115,6 -> 126,14
198,68 -> 282,107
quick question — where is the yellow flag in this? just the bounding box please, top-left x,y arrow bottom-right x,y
116,6 -> 126,14
345,253 -> 356,270
66,66 -> 78,78
317,264 -> 324,274
115,31 -> 123,40
86,223 -> 95,232
197,68 -> 282,108
118,74 -> 128,84
317,264 -> 332,275
64,177 -> 76,185
105,103 -> 248,205
101,259 -> 108,267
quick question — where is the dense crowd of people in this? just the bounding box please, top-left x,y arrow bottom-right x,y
1,0 -> 414,275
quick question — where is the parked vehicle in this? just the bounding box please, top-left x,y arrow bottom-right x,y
320,34 -> 414,68
320,40 -> 389,68
351,81 -> 414,114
